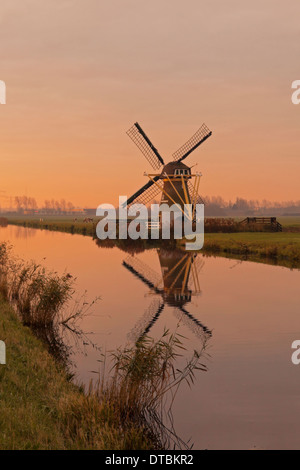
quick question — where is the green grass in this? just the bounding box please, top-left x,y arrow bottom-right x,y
277,216 -> 300,228
202,232 -> 300,268
0,295 -> 163,450
6,215 -> 300,233
0,295 -> 79,449
5,215 -> 99,237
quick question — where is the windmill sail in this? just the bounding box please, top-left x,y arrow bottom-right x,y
123,255 -> 162,294
172,123 -> 212,163
187,180 -> 205,205
174,306 -> 212,339
122,176 -> 163,208
127,122 -> 165,170
127,300 -> 165,343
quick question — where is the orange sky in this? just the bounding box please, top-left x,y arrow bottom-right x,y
0,0 -> 299,208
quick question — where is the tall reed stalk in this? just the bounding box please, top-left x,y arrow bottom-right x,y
96,330 -> 209,449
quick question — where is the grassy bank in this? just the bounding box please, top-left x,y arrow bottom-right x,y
0,295 -> 160,450
202,232 -> 300,267
6,215 -> 98,236
6,214 -> 300,232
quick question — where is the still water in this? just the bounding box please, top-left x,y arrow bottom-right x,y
1,224 -> 300,450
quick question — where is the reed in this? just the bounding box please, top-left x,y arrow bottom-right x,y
0,242 -> 74,327
64,330 -> 209,450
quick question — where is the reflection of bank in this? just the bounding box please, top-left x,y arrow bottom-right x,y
123,249 -> 212,344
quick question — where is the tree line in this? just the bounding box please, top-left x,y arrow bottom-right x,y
14,196 -> 75,213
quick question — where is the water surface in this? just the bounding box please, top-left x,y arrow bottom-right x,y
1,225 -> 300,450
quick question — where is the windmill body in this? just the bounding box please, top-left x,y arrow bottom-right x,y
158,248 -> 193,306
158,161 -> 191,208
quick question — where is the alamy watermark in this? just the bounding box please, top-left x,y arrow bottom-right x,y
291,340 -> 300,365
0,80 -> 6,104
0,341 -> 6,365
291,80 -> 300,105
96,197 -> 204,251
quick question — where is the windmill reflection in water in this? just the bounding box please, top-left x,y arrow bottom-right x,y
122,249 -> 212,347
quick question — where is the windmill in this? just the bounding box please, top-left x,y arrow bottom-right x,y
123,122 -> 212,221
122,249 -> 212,345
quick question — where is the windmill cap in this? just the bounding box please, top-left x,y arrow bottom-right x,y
160,161 -> 190,178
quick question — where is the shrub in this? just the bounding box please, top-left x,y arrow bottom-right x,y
0,242 -> 73,327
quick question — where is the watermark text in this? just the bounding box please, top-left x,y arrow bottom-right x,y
96,196 -> 204,251
0,80 -> 6,104
0,341 -> 6,364
291,80 -> 300,105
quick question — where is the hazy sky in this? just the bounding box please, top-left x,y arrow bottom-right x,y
0,0 -> 299,207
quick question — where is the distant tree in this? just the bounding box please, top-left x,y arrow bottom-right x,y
60,199 -> 67,213
67,201 -> 74,213
232,197 -> 251,211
